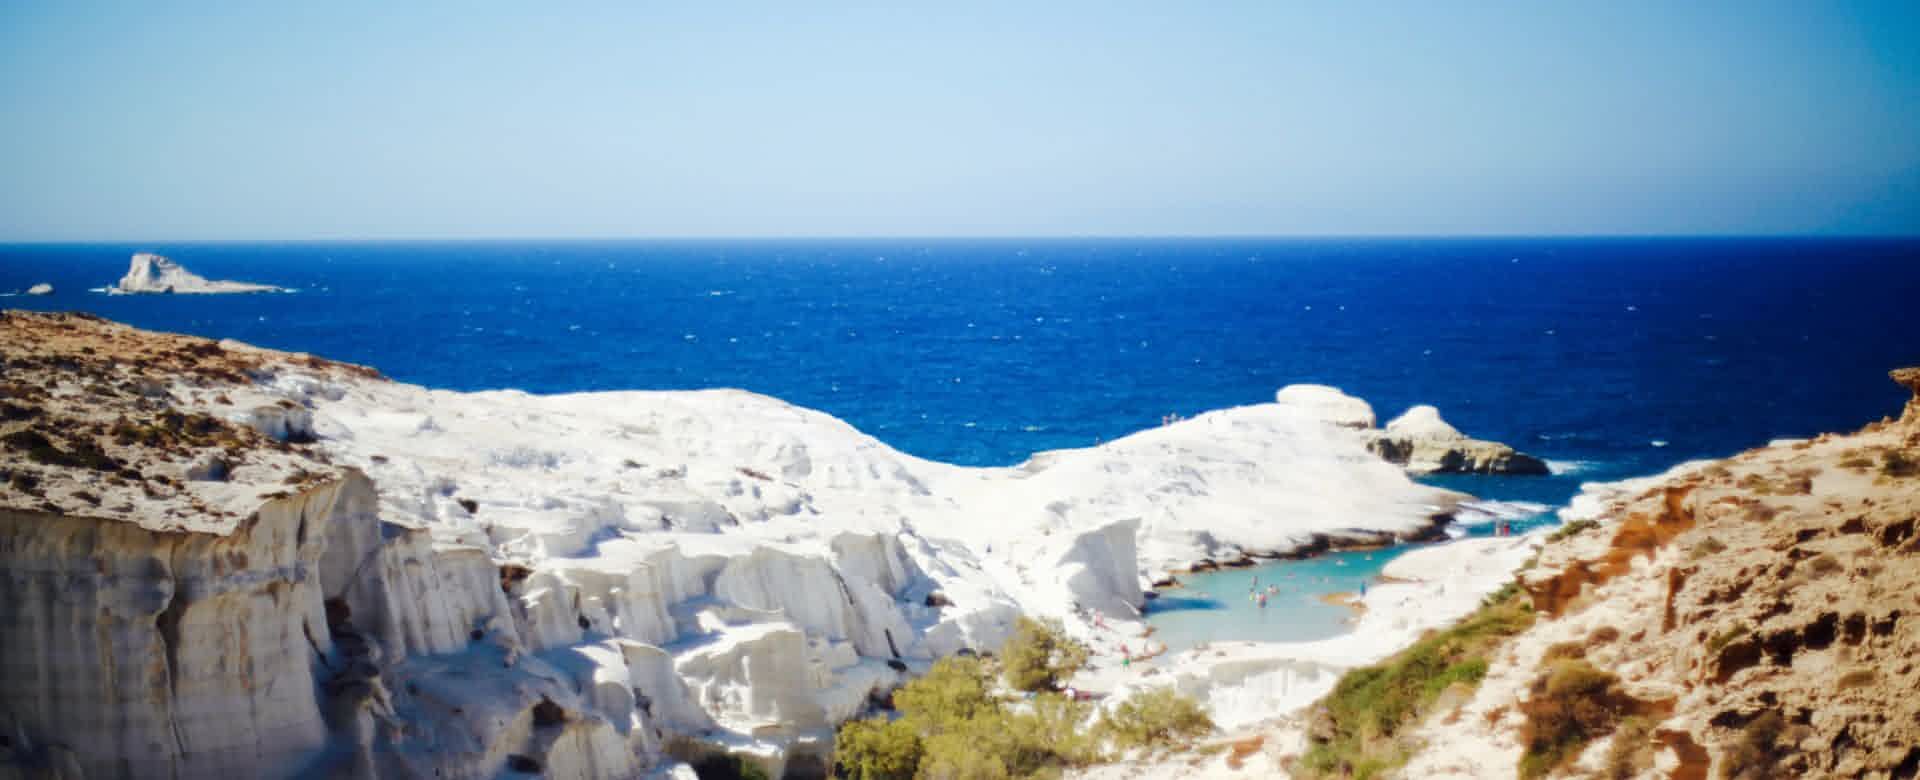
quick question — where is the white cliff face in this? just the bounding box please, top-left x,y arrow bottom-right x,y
110,253 -> 283,295
1274,384 -> 1377,429
0,314 -> 1488,779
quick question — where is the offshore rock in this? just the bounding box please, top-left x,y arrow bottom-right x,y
111,253 -> 282,295
1367,404 -> 1550,475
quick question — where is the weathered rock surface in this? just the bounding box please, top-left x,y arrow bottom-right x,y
1398,367 -> 1920,779
111,253 -> 282,295
0,313 -> 1489,778
1273,384 -> 1549,475
1274,384 -> 1377,429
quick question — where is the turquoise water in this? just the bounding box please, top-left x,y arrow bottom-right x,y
1143,507 -> 1559,651
1145,548 -> 1411,652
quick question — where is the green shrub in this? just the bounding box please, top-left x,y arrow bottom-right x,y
1602,716 -> 1654,780
1549,519 -> 1600,543
1517,660 -> 1634,779
833,717 -> 922,780
1098,688 -> 1214,750
1000,617 -> 1089,693
1295,591 -> 1534,778
841,653 -> 1102,779
894,657 -> 995,736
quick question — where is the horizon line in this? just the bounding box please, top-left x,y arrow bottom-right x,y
4,232 -> 1919,246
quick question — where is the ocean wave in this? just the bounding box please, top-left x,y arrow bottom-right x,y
1453,499 -> 1553,525
1545,459 -> 1595,475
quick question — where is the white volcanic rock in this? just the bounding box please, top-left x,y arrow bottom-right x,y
1273,384 -> 1377,429
1384,404 -> 1465,440
0,313 -> 1486,778
25,282 -> 52,295
111,252 -> 282,294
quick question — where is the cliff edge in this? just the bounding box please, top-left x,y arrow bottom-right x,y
1386,368 -> 1920,779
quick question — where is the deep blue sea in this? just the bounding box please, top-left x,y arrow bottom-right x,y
4,238 -> 1917,516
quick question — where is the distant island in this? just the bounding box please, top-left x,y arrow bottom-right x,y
109,252 -> 284,294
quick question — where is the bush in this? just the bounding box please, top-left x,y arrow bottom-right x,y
1549,519 -> 1600,543
893,657 -> 995,736
1295,590 -> 1534,778
1517,660 -> 1635,779
833,717 -> 922,780
1000,617 -> 1089,692
1098,688 -> 1215,750
1602,716 -> 1654,780
1721,710 -> 1786,780
840,653 -> 1102,779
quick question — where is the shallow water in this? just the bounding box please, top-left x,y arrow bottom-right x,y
1143,503 -> 1557,650
1144,548 -> 1408,652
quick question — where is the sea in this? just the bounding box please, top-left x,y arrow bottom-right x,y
5,238 -> 1916,646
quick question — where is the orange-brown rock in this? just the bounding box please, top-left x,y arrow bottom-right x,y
1405,366 -> 1920,779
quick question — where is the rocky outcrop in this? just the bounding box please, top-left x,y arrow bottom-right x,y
111,253 -> 282,295
1366,404 -> 1550,475
1397,367 -> 1920,779
1272,384 -> 1548,475
1893,366 -> 1920,433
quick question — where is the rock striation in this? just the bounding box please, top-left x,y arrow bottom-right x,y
1395,367 -> 1920,779
111,253 -> 282,295
0,312 -> 1478,778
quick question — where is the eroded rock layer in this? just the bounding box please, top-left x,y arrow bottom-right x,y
1399,368 -> 1920,779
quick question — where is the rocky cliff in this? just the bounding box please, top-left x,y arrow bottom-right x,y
1394,368 -> 1920,779
0,312 -> 1477,779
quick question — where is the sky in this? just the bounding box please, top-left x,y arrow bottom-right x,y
2,2 -> 1917,240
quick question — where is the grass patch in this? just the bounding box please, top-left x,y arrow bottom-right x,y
1705,625 -> 1750,655
1690,536 -> 1727,559
1548,519 -> 1600,543
1293,588 -> 1534,778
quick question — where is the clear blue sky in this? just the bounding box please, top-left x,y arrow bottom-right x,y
2,1 -> 1917,239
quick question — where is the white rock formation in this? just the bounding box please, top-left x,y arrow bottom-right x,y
1270,384 -> 1548,475
0,314 -> 1491,779
1384,404 -> 1465,440
110,252 -> 282,294
1274,384 -> 1377,429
